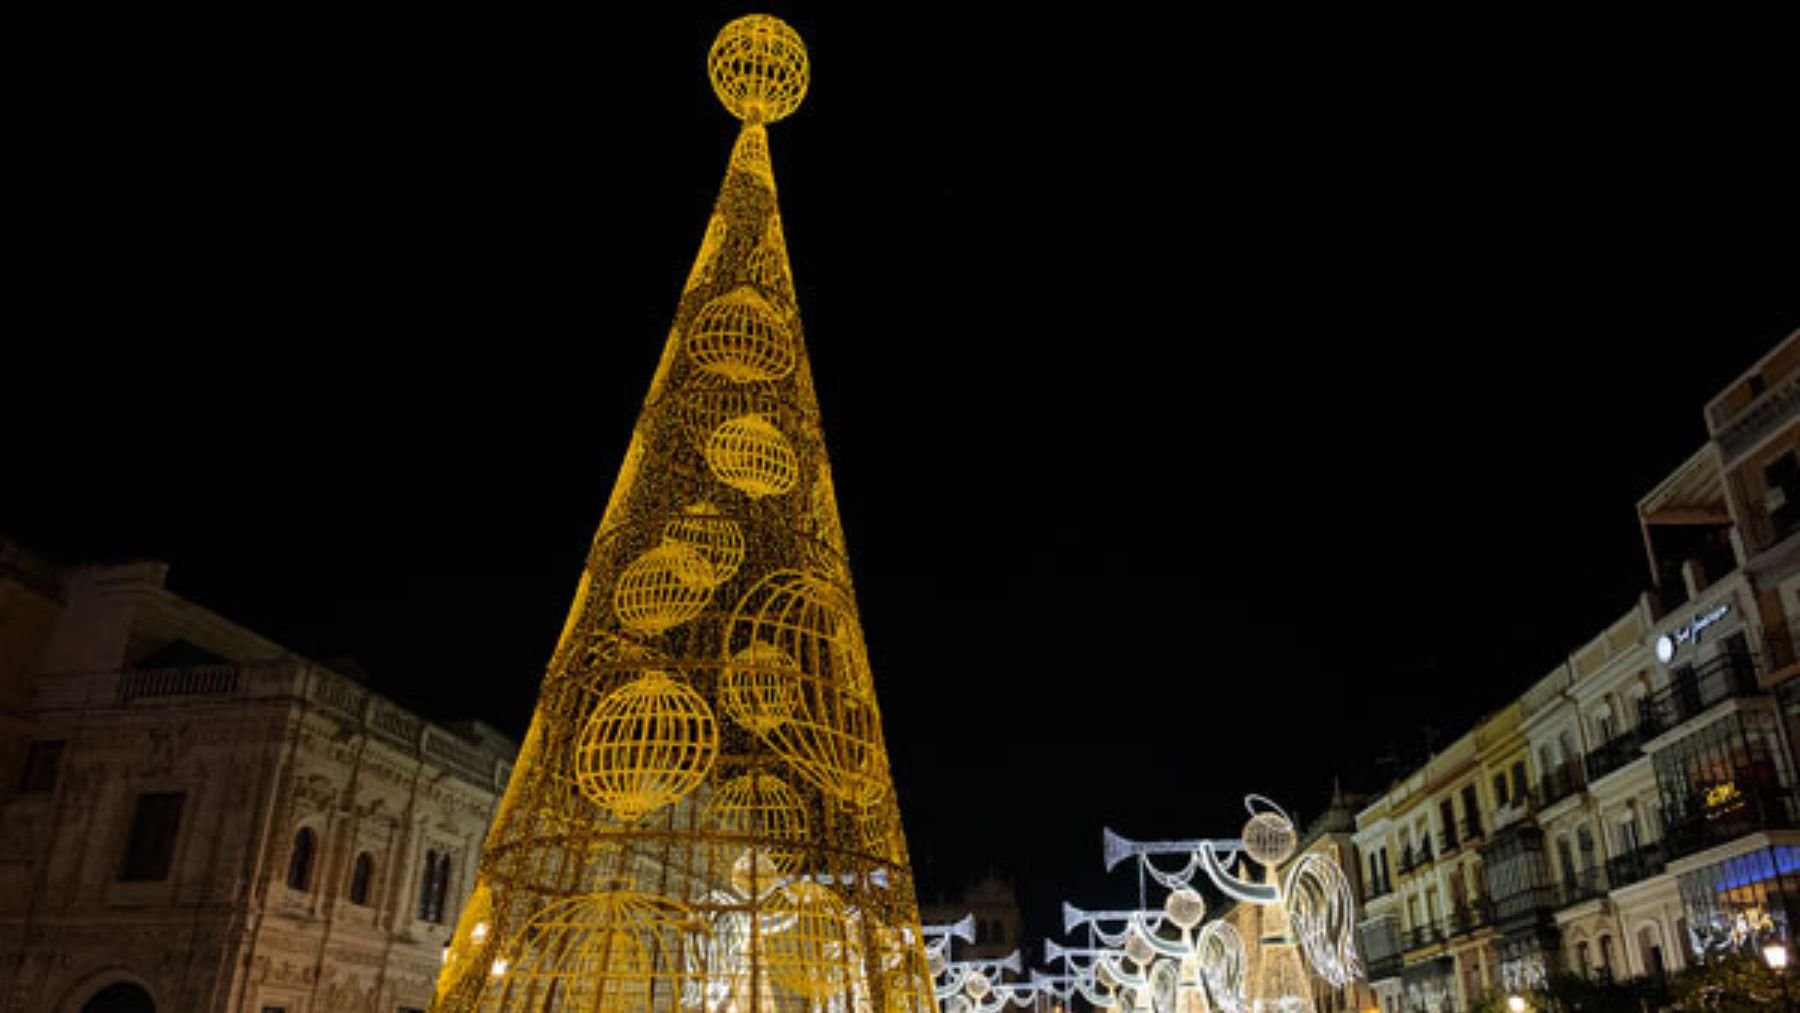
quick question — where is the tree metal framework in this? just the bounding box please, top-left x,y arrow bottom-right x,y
431,16 -> 935,1013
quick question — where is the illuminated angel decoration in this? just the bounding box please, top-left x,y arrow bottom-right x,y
1071,795 -> 1361,1013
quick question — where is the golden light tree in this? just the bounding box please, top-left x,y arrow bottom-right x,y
431,16 -> 937,1013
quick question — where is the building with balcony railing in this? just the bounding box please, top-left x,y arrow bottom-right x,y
1340,329 -> 1800,1008
0,546 -> 517,1013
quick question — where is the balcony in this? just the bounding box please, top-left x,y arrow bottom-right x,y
1449,898 -> 1494,936
1555,867 -> 1608,908
1605,842 -> 1666,888
1584,725 -> 1653,783
1367,953 -> 1402,981
1397,840 -> 1435,874
1403,920 -> 1449,952
1459,815 -> 1485,843
1714,370 -> 1800,465
1638,652 -> 1762,735
1662,783 -> 1800,861
1533,764 -> 1587,809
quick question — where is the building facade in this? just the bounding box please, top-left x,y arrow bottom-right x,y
0,549 -> 516,1013
1353,328 -> 1800,1012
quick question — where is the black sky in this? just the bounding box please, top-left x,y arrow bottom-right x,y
9,5 -> 1798,949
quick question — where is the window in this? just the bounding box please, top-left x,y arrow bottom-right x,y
119,791 -> 185,882
1511,761 -> 1528,800
419,849 -> 452,923
286,827 -> 316,890
18,740 -> 65,793
1493,772 -> 1509,806
1461,783 -> 1482,837
349,851 -> 375,905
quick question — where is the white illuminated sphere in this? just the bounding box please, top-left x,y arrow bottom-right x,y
1165,887 -> 1207,930
1242,811 -> 1297,867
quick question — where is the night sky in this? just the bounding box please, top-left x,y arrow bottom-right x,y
10,6 -> 1798,950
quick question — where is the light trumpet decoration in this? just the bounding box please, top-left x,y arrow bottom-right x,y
1066,796 -> 1361,1013
430,15 -> 935,1013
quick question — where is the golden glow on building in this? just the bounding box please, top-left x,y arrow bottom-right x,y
430,15 -> 933,1012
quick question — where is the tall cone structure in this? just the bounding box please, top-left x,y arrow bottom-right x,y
432,16 -> 936,1013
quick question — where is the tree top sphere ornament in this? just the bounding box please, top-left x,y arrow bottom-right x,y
709,14 -> 809,124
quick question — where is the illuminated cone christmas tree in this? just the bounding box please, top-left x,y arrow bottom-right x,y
431,16 -> 936,1013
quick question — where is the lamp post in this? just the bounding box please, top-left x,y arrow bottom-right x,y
1764,941 -> 1793,1011
1506,995 -> 1527,1013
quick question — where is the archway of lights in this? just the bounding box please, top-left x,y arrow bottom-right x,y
928,798 -> 1362,1013
431,15 -> 935,1013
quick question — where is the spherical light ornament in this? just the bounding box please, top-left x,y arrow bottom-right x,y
964,971 -> 991,1000
1242,811 -> 1298,867
764,881 -> 855,999
702,771 -> 810,885
575,672 -> 719,821
686,286 -> 797,383
705,413 -> 799,498
662,502 -> 746,587
927,948 -> 949,978
613,542 -> 716,635
721,640 -> 804,733
484,890 -> 695,1011
709,15 -> 808,125
1165,887 -> 1207,930
1126,929 -> 1155,966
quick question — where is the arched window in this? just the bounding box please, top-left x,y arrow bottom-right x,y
286,827 -> 316,891
348,851 -> 375,906
418,850 -> 439,920
418,849 -> 453,923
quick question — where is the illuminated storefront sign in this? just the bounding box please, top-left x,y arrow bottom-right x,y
1655,602 -> 1733,664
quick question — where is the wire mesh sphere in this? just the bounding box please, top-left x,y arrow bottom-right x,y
721,640 -> 804,734
1164,886 -> 1208,930
704,413 -> 799,498
708,14 -> 808,125
479,890 -> 700,1013
702,771 -> 810,886
662,502 -> 745,587
686,286 -> 797,383
725,569 -> 885,805
763,880 -> 857,1000
745,217 -> 794,302
1242,810 -> 1298,867
575,672 -> 719,822
613,542 -> 717,635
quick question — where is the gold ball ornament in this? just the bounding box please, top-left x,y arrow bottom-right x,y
662,502 -> 746,587
1242,810 -> 1298,867
709,15 -> 808,124
686,286 -> 797,383
702,771 -> 810,887
613,542 -> 716,635
721,640 -> 804,733
763,881 -> 856,999
705,413 -> 799,498
575,672 -> 719,821
964,971 -> 992,1000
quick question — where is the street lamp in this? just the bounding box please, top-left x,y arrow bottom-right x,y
1765,941 -> 1793,1011
1506,994 -> 1527,1013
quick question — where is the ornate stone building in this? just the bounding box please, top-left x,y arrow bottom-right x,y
0,545 -> 516,1013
